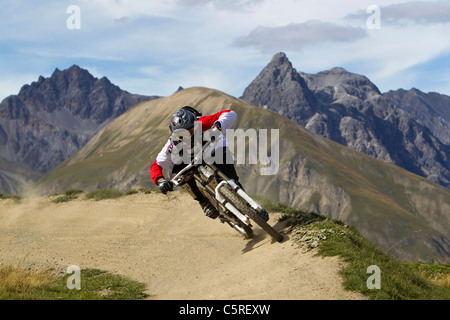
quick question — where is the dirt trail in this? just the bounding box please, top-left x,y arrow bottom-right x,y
0,192 -> 365,300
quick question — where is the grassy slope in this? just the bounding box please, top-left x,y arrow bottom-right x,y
270,201 -> 450,300
0,265 -> 148,300
36,87 -> 450,263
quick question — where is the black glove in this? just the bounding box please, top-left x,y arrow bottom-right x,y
158,179 -> 173,194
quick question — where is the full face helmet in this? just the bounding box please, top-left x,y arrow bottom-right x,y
169,108 -> 197,144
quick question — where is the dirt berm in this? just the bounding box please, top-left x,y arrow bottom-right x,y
0,192 -> 365,299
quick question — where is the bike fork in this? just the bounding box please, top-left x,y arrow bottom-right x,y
215,181 -> 250,226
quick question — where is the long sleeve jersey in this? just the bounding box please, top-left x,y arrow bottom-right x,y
150,110 -> 237,185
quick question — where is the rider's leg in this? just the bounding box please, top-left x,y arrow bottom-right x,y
184,178 -> 219,219
172,164 -> 219,219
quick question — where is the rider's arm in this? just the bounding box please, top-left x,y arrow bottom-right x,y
198,110 -> 236,131
150,160 -> 164,185
150,138 -> 174,185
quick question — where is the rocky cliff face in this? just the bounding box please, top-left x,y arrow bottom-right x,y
242,53 -> 450,189
384,88 -> 450,145
0,65 -> 156,193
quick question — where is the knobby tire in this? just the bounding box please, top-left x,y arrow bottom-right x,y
219,185 -> 283,242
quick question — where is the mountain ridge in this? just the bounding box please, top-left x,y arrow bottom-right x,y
241,52 -> 450,189
384,87 -> 450,145
0,65 -> 158,194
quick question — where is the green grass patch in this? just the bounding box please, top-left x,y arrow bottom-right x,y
406,262 -> 450,289
86,188 -> 125,201
64,189 -> 84,197
0,265 -> 148,300
0,193 -> 22,203
138,188 -> 152,194
261,197 -> 450,300
52,189 -> 85,204
308,219 -> 450,300
125,189 -> 139,196
51,188 -> 152,204
254,195 -> 304,216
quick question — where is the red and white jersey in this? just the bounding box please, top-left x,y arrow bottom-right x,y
150,110 -> 237,184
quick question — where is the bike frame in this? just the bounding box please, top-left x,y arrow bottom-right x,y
171,139 -> 251,228
169,134 -> 283,242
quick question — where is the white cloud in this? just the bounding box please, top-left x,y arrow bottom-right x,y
346,1 -> 450,26
79,0 -> 178,20
178,0 -> 266,12
233,20 -> 367,53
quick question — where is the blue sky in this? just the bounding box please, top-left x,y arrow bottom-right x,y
1,0 -> 450,100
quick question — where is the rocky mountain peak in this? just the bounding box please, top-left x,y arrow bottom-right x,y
269,52 -> 290,66
327,67 -> 348,74
242,53 -> 450,189
305,67 -> 381,96
53,64 -> 91,77
241,52 -> 318,122
265,51 -> 297,77
0,65 -> 157,192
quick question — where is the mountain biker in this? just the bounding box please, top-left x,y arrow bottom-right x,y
150,106 -> 245,220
